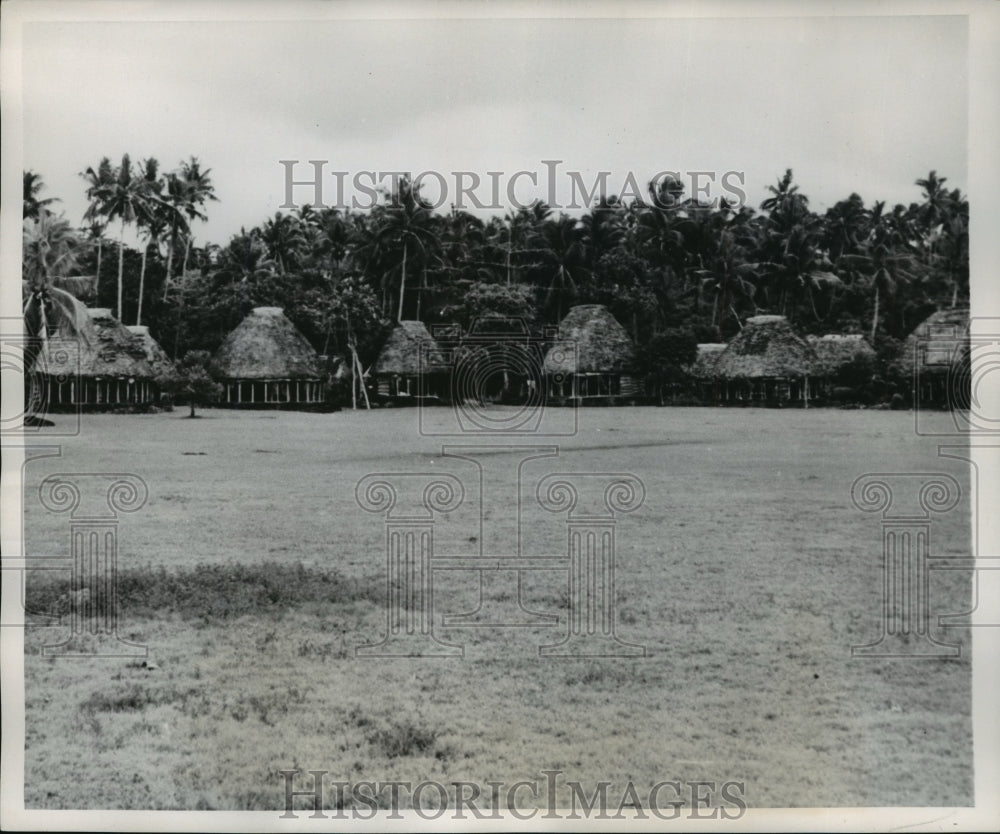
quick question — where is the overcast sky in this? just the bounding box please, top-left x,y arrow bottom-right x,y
21,13 -> 967,246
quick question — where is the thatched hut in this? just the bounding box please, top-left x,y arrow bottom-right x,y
683,343 -> 727,403
373,320 -> 451,400
543,305 -> 640,402
126,326 -> 176,379
127,325 -> 177,403
714,315 -> 816,406
896,308 -> 970,407
31,306 -> 155,408
51,275 -> 98,303
211,307 -> 324,406
806,334 -> 877,401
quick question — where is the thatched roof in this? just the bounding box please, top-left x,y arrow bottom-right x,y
51,275 -> 98,302
715,315 -> 816,379
373,320 -> 450,375
33,306 -> 153,379
211,307 -> 322,380
127,325 -> 177,379
684,343 -> 727,379
806,334 -> 876,377
896,308 -> 969,376
543,305 -> 636,374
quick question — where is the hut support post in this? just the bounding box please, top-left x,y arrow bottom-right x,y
352,348 -> 370,410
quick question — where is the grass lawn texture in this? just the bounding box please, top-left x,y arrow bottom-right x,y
21,406 -> 973,810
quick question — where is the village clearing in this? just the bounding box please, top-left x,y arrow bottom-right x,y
20,406 -> 972,810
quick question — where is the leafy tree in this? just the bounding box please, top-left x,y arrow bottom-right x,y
170,350 -> 222,417
437,280 -> 536,332
636,328 -> 698,404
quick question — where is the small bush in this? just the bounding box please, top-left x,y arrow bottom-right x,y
348,707 -> 442,759
81,682 -> 158,713
367,720 -> 439,759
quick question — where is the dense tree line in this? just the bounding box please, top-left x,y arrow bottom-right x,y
23,162 -> 968,380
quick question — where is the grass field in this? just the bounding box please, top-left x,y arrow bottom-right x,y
19,406 -> 973,810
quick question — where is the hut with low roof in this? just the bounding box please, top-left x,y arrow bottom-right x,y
31,306 -> 156,408
714,315 -> 816,406
895,308 -> 970,408
51,275 -> 99,303
372,320 -> 451,401
127,325 -> 176,377
543,305 -> 640,403
684,343 -> 727,403
210,307 -> 324,407
806,333 -> 877,402
127,325 -> 177,403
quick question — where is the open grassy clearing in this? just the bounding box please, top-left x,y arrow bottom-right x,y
21,406 -> 972,809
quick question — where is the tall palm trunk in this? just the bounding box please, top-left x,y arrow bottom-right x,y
117,217 -> 126,320
172,277 -> 186,360
163,228 -> 177,302
416,265 -> 426,320
397,241 -> 407,322
870,283 -> 880,344
95,241 -> 103,299
182,235 -> 193,278
136,242 -> 147,326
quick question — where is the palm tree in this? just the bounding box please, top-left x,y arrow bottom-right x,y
80,220 -> 108,296
81,158 -> 116,297
160,171 -> 192,301
841,202 -> 914,342
374,177 -> 438,322
580,196 -> 626,272
177,157 -> 218,277
134,158 -> 166,326
761,169 -> 811,234
312,208 -> 353,276
23,171 -> 60,220
823,193 -> 870,263
534,214 -> 589,321
99,154 -> 146,320
915,171 -> 950,228
261,212 -> 307,276
22,211 -> 89,346
634,199 -> 684,274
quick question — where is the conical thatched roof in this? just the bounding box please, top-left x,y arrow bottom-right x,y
715,315 -> 816,379
373,320 -> 450,375
127,325 -> 177,379
33,306 -> 153,379
896,308 -> 969,376
684,343 -> 727,379
211,307 -> 322,380
543,305 -> 636,374
806,334 -> 877,377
